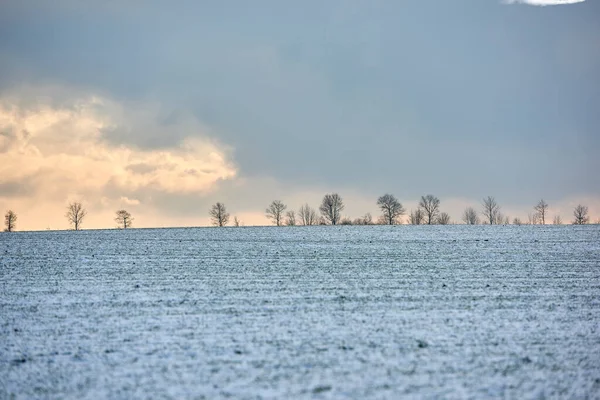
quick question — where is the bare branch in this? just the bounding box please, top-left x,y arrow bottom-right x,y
527,213 -> 539,225
4,210 -> 17,232
66,202 -> 87,231
572,204 -> 589,225
115,210 -> 134,229
513,217 -> 522,226
419,195 -> 440,225
298,204 -> 318,226
494,211 -> 508,225
462,207 -> 479,225
409,209 -> 424,225
209,202 -> 230,227
481,196 -> 500,225
436,212 -> 451,225
285,210 -> 296,226
353,213 -> 373,225
534,199 -> 549,225
319,193 -> 344,225
265,200 -> 287,226
377,194 -> 405,225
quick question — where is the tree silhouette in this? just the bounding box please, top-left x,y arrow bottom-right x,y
462,207 -> 479,225
436,212 -> 451,225
481,196 -> 500,225
495,212 -> 508,225
572,204 -> 589,225
115,210 -> 134,229
409,209 -> 424,225
319,193 -> 344,225
298,204 -> 318,226
209,202 -> 230,227
285,210 -> 296,226
513,217 -> 522,226
419,195 -> 440,225
66,202 -> 87,230
354,213 -> 373,225
266,200 -> 287,226
534,199 -> 549,225
377,194 -> 405,225
4,210 -> 17,232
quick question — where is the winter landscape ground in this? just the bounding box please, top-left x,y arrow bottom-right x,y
1,225 -> 599,399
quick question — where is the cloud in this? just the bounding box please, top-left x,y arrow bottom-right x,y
0,87 -> 239,229
120,196 -> 141,206
502,0 -> 585,5
0,90 -> 237,199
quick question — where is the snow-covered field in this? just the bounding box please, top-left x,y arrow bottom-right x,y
1,225 -> 599,399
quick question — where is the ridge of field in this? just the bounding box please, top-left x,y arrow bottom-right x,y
1,225 -> 599,399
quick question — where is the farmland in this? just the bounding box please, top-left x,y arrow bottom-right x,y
1,225 -> 599,399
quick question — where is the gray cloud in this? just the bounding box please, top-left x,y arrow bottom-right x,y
503,0 -> 585,5
0,180 -> 35,197
98,109 -> 201,150
125,163 -> 159,175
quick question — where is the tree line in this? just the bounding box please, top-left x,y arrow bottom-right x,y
207,194 -> 593,228
3,203 -> 134,232
2,195 -> 594,232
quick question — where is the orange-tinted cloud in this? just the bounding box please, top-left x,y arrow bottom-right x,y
0,89 -> 237,230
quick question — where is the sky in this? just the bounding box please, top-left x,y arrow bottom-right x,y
1,0 -> 599,230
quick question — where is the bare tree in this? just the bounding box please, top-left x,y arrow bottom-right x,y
285,210 -> 296,226
436,212 -> 451,225
572,204 -> 589,225
340,217 -> 353,225
319,193 -> 344,225
462,207 -> 479,225
527,213 -> 539,225
66,202 -> 87,231
494,212 -> 507,225
298,204 -> 318,226
481,196 -> 500,225
115,209 -> 133,229
266,200 -> 287,226
534,199 -> 549,225
552,215 -> 562,225
354,213 -> 373,225
209,202 -> 229,227
233,216 -> 241,227
377,194 -> 405,225
4,210 -> 17,232
419,195 -> 440,225
513,217 -> 522,226
409,208 -> 424,225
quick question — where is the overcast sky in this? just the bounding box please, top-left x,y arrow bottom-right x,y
1,0 -> 598,229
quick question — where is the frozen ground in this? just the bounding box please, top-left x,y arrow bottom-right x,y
1,225 -> 599,399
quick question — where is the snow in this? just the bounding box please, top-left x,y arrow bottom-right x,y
1,225 -> 599,399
